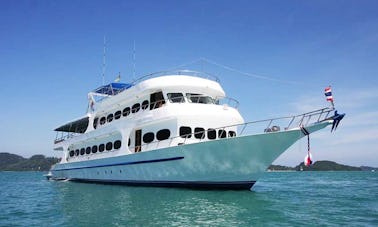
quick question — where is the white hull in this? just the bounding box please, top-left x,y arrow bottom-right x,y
50,122 -> 329,189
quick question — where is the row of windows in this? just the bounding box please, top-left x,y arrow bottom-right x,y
179,126 -> 236,139
69,140 -> 122,157
141,129 -> 171,144
93,92 -> 165,129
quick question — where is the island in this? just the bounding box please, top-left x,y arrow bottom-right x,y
0,153 -> 60,171
268,160 -> 377,171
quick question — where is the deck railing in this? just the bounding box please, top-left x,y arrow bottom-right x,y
128,107 -> 335,152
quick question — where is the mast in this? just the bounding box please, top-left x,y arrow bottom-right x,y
102,36 -> 106,85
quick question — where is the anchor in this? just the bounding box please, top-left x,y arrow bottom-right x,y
331,110 -> 345,132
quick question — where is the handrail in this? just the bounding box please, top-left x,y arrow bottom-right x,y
131,70 -> 220,85
127,107 -> 335,151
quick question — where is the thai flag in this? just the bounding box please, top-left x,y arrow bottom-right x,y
325,86 -> 333,102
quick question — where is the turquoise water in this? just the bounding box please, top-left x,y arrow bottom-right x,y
0,172 -> 377,226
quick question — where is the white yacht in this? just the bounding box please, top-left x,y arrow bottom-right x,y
48,70 -> 344,189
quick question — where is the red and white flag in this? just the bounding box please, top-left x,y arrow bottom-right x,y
325,86 -> 333,102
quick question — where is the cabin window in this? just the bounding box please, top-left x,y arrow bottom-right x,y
106,142 -> 113,151
114,140 -> 122,149
107,114 -> 114,123
179,126 -> 192,138
150,91 -> 165,110
157,129 -> 170,141
86,147 -> 91,154
186,93 -> 214,104
92,145 -> 98,153
69,150 -> 75,157
142,100 -> 149,110
229,131 -> 236,137
93,118 -> 98,129
100,117 -> 106,125
114,111 -> 122,119
218,129 -> 227,138
194,127 -> 205,139
99,144 -> 105,152
132,103 -> 140,113
168,93 -> 185,103
75,149 -> 79,156
128,138 -> 131,146
80,148 -> 85,155
207,128 -> 216,140
123,107 -> 130,117
143,132 -> 154,143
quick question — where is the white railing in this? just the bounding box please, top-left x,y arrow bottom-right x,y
128,107 -> 335,152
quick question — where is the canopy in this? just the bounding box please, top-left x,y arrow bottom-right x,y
93,83 -> 132,96
54,117 -> 89,133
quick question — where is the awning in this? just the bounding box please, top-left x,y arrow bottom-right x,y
54,117 -> 89,133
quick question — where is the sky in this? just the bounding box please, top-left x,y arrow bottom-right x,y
0,0 -> 377,166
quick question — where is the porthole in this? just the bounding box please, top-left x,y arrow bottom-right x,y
75,149 -> 79,156
208,128 -> 216,140
114,140 -> 122,149
93,118 -> 98,129
179,126 -> 192,138
92,145 -> 98,153
194,127 -> 205,139
114,111 -> 121,119
85,147 -> 91,154
142,100 -> 149,110
107,114 -> 114,123
99,144 -> 105,152
123,107 -> 130,117
100,117 -> 106,125
156,129 -> 170,141
69,150 -> 75,157
132,103 -> 140,113
143,132 -> 154,143
106,142 -> 113,151
218,129 -> 227,138
229,131 -> 236,137
80,148 -> 85,155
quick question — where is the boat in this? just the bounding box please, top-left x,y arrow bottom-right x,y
48,70 -> 344,190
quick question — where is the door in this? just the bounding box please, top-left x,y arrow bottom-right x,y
135,129 -> 142,152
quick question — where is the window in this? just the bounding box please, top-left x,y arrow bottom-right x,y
107,114 -> 114,123
106,142 -> 113,151
150,91 -> 165,110
218,129 -> 227,138
143,132 -> 154,143
69,150 -> 75,157
194,127 -> 205,139
142,100 -> 149,110
123,107 -> 130,117
208,128 -> 216,140
92,145 -> 98,153
100,117 -> 106,125
128,138 -> 131,146
132,103 -> 140,113
114,111 -> 121,119
179,126 -> 192,138
228,131 -> 236,137
75,149 -> 79,156
114,140 -> 122,149
168,93 -> 185,103
93,118 -> 98,129
186,93 -> 214,104
157,129 -> 170,141
99,144 -> 105,152
86,147 -> 91,154
80,148 -> 85,155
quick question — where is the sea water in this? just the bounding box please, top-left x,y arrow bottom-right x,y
0,171 -> 376,226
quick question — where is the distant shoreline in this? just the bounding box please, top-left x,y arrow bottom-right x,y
0,152 -> 376,172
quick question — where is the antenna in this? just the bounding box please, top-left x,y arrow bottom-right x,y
133,40 -> 136,80
102,36 -> 106,85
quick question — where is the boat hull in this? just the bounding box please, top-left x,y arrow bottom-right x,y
49,122 -> 330,190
